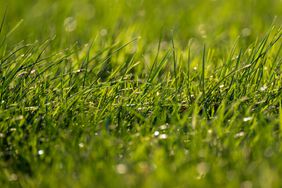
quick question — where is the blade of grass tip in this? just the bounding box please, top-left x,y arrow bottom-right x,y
1,44 -> 32,66
254,59 -> 265,87
88,37 -> 140,72
171,34 -> 178,91
268,42 -> 282,83
97,37 -> 140,81
238,33 -> 269,89
228,49 -> 242,91
187,41 -> 192,102
82,41 -> 93,88
202,45 -> 206,99
6,19 -> 23,38
204,63 -> 252,104
245,30 -> 281,86
201,45 -> 210,118
0,7 -> 7,49
0,7 -> 7,36
145,51 -> 170,92
23,39 -> 51,80
147,33 -> 162,83
18,58 -> 67,100
143,34 -> 162,94
120,54 -> 136,80
220,37 -> 239,80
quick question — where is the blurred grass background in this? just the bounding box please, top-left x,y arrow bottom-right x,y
2,0 -> 282,46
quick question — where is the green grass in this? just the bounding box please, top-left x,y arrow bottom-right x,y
0,0 -> 282,187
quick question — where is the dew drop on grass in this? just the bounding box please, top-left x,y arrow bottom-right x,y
25,106 -> 39,112
38,150 -> 44,155
10,128 -> 17,132
154,131 -> 160,137
17,71 -> 28,77
30,69 -> 36,74
260,86 -> 267,92
196,162 -> 209,178
159,124 -> 168,130
13,115 -> 24,121
78,143 -> 84,148
137,107 -> 146,111
100,29 -> 108,36
159,134 -> 168,140
116,164 -> 128,174
234,131 -> 245,138
243,117 -> 253,122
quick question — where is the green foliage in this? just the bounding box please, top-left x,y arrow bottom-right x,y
0,0 -> 281,187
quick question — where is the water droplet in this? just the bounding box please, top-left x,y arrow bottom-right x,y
260,86 -> 267,92
154,131 -> 160,137
116,164 -> 128,174
159,124 -> 168,130
126,104 -> 136,107
64,17 -> 77,32
8,173 -> 18,181
17,71 -> 28,77
10,128 -> 17,132
234,131 -> 245,138
13,115 -> 24,121
159,134 -> 168,140
242,28 -> 251,37
196,162 -> 209,178
243,117 -> 253,122
79,143 -> 84,148
137,107 -> 146,111
197,24 -> 207,38
100,29 -> 108,36
38,150 -> 44,155
73,69 -> 84,73
24,106 -> 39,112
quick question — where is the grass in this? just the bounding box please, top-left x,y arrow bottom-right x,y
0,0 -> 282,187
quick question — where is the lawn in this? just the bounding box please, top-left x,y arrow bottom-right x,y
0,0 -> 282,187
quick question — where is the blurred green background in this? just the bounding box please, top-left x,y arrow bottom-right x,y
1,0 -> 282,46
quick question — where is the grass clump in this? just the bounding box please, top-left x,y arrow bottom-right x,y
0,0 -> 282,187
